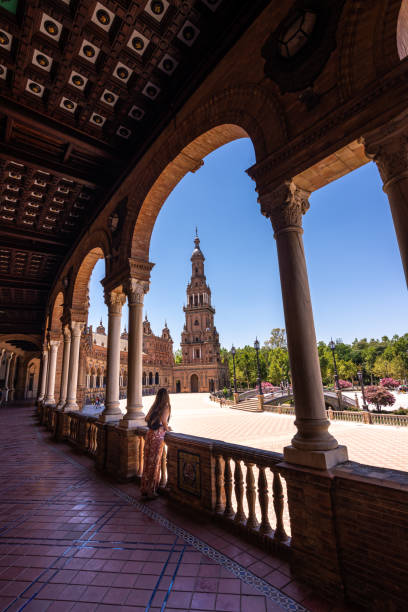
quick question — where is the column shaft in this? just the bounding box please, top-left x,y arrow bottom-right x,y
99,291 -> 126,422
121,279 -> 149,427
263,181 -> 347,469
38,350 -> 48,402
44,341 -> 60,406
57,327 -> 71,409
64,322 -> 83,411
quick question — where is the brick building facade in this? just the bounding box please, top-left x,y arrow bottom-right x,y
79,235 -> 228,399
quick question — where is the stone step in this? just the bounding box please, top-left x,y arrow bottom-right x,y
232,398 -> 261,412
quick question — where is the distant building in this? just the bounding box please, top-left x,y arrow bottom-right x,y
79,234 -> 228,399
173,234 -> 229,393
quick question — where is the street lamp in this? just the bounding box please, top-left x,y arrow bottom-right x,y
357,369 -> 368,410
231,345 -> 237,394
254,337 -> 263,396
329,339 -> 340,390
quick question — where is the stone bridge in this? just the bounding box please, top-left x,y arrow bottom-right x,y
263,390 -> 357,411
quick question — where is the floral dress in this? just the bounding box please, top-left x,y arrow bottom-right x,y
140,426 -> 166,496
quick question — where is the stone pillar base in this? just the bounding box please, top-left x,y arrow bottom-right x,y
233,393 -> 239,404
119,417 -> 146,429
284,444 -> 348,470
98,413 -> 122,423
63,402 -> 79,412
257,394 -> 264,411
105,424 -> 144,480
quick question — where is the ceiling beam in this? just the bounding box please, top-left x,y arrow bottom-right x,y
0,228 -> 68,249
0,99 -> 118,160
0,146 -> 101,187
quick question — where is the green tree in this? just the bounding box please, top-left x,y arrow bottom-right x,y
268,348 -> 290,385
264,328 -> 287,350
173,349 -> 182,364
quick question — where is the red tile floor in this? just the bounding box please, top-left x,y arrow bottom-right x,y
0,403 -> 357,612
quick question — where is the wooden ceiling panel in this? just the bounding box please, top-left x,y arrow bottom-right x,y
0,0 -> 269,335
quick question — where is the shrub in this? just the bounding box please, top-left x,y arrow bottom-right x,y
338,379 -> 352,389
365,385 -> 396,411
380,377 -> 400,389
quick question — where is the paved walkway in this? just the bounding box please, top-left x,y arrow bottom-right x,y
139,394 -> 408,473
0,402 -> 356,612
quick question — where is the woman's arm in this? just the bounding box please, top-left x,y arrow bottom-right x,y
161,405 -> 172,431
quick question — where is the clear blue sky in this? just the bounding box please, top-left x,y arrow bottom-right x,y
89,138 -> 407,350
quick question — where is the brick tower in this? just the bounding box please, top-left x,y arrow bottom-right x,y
173,232 -> 229,393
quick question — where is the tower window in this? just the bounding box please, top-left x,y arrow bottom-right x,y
194,319 -> 199,326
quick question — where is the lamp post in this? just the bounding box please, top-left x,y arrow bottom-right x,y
231,345 -> 237,394
254,337 -> 263,396
329,339 -> 340,390
357,369 -> 368,410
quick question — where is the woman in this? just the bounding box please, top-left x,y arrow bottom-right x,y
141,388 -> 172,500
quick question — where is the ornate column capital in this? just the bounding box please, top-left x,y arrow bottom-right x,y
70,321 -> 84,337
259,180 -> 310,235
361,133 -> 408,189
105,289 -> 126,314
49,340 -> 60,350
63,324 -> 71,340
124,278 -> 149,305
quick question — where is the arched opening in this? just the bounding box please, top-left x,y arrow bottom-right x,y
176,380 -> 181,393
155,372 -> 159,385
149,371 -> 153,385
209,379 -> 214,393
397,1 -> 408,59
190,374 -> 199,393
143,372 -> 147,386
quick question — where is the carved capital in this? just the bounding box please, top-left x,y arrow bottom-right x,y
49,340 -> 60,351
70,321 -> 84,337
105,290 -> 126,314
63,325 -> 71,341
260,181 -> 310,234
124,278 -> 149,305
362,134 -> 408,187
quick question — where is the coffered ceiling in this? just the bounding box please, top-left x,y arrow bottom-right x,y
0,0 -> 269,335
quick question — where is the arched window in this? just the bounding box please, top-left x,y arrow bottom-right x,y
194,319 -> 199,326
189,295 -> 193,305
142,372 -> 147,386
199,294 -> 203,304
155,372 -> 159,385
149,372 -> 153,385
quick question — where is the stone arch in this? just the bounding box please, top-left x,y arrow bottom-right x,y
71,247 -> 105,312
123,84 -> 285,262
397,0 -> 408,59
49,291 -> 64,334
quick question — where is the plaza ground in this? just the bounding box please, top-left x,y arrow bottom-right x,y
135,393 -> 408,473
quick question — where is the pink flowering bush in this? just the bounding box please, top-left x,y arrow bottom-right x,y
262,382 -> 278,391
338,379 -> 352,389
365,386 -> 396,411
380,377 -> 400,389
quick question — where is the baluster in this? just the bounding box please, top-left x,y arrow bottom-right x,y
234,459 -> 246,524
135,435 -> 140,476
223,456 -> 234,519
258,466 -> 272,534
160,445 -> 167,488
138,436 -> 145,478
215,454 -> 224,513
272,471 -> 288,541
245,461 -> 259,530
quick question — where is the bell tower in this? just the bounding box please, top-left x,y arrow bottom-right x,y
180,232 -> 221,365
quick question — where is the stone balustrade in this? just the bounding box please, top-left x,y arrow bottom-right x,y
37,404 -> 408,609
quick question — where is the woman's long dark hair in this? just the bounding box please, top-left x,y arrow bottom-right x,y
145,388 -> 171,427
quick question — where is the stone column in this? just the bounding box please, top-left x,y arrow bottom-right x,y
261,181 -> 347,469
44,340 -> 60,406
57,326 -> 71,409
37,349 -> 48,403
64,321 -> 83,412
8,355 -> 17,400
99,290 -> 126,422
363,132 -> 408,286
3,352 -> 13,402
120,278 -> 149,428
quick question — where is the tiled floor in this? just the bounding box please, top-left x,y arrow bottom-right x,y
0,403 -> 354,612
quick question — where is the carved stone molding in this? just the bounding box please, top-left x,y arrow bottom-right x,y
260,181 -> 310,233
49,340 -> 60,350
70,321 -> 84,337
63,325 -> 71,341
362,134 -> 408,186
105,290 -> 126,314
124,278 -> 150,305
